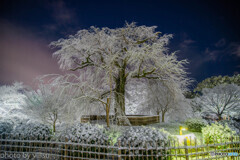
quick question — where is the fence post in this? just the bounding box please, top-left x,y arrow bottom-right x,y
230,136 -> 234,160
118,140 -> 121,160
64,137 -> 68,160
168,140 -> 171,160
184,138 -> 189,160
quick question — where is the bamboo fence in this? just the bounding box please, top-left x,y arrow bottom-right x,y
0,134 -> 239,160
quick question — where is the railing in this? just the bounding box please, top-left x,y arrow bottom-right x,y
0,134 -> 240,160
81,115 -> 160,126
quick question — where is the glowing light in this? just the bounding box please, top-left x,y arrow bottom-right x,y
179,126 -> 188,135
176,134 -> 196,144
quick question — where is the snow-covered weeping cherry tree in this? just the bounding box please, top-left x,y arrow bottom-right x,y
50,22 -> 190,125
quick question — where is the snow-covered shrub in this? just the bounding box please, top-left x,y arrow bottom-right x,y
117,127 -> 170,147
0,119 -> 14,134
13,121 -> 52,139
185,118 -> 207,132
59,123 -> 108,144
232,118 -> 240,134
202,123 -> 236,145
218,119 -> 240,134
116,127 -> 170,158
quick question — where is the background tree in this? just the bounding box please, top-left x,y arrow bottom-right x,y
143,79 -> 190,122
24,76 -> 81,132
184,91 -> 197,99
50,22 -> 190,124
0,82 -> 27,120
193,84 -> 240,120
184,74 -> 240,99
194,74 -> 240,92
146,81 -> 176,122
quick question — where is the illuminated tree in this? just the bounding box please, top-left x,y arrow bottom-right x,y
50,22 -> 190,124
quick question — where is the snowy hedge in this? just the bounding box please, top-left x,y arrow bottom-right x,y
218,119 -> 240,134
13,121 -> 52,139
0,119 -> 14,134
202,123 -> 236,144
58,123 -> 109,144
185,118 -> 207,132
117,127 -> 170,147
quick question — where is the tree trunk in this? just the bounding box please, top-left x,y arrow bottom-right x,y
115,79 -> 125,114
161,112 -> 165,123
53,112 -> 57,133
114,67 -> 130,125
217,114 -> 222,121
53,120 -> 56,132
157,111 -> 160,123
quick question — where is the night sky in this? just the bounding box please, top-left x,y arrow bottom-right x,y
0,0 -> 240,87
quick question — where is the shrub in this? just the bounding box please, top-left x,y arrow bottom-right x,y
13,121 -> 52,139
0,119 -> 14,134
59,123 -> 109,144
117,126 -> 170,147
185,118 -> 207,132
104,125 -> 122,145
116,127 -> 170,159
56,123 -> 109,159
218,119 -> 240,134
202,123 -> 236,144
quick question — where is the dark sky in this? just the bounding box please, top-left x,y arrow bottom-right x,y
0,0 -> 240,87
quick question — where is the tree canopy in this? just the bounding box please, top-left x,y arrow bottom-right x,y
193,84 -> 240,120
194,74 -> 240,92
50,22 -> 191,124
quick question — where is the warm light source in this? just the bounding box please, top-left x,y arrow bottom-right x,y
179,126 -> 188,135
176,133 -> 196,145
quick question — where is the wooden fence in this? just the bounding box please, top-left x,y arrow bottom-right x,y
81,115 -> 160,126
0,134 -> 240,160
